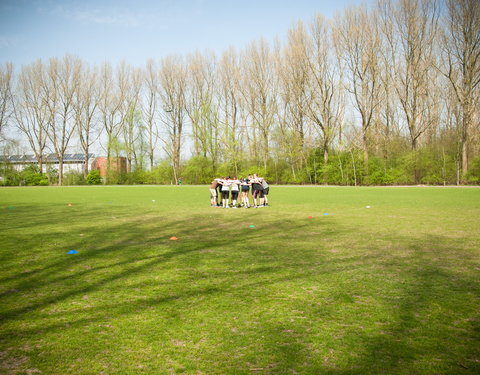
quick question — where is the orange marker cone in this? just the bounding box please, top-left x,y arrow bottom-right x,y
170,236 -> 178,240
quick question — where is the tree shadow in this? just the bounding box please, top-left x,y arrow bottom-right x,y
1,207 -> 342,323
1,205 -> 479,374
233,233 -> 480,374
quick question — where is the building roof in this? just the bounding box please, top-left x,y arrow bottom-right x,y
1,153 -> 95,163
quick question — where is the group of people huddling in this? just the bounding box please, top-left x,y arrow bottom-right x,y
209,174 -> 269,208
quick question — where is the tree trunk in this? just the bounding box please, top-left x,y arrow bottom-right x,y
350,150 -> 357,187
323,143 -> 329,164
461,110 -> 470,181
363,131 -> 369,175
58,159 -> 64,186
84,149 -> 89,177
106,138 -> 111,184
462,138 -> 468,182
413,149 -> 419,185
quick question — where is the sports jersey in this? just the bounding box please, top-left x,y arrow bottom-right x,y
231,180 -> 240,191
221,180 -> 231,191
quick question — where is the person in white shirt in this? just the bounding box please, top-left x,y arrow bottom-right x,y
230,177 -> 241,208
240,177 -> 251,208
221,177 -> 232,208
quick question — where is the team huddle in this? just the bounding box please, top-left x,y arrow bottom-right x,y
209,174 -> 270,208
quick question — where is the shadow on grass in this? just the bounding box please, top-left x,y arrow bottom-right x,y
240,234 -> 480,375
331,235 -> 480,375
1,203 -> 479,374
1,204 -> 344,321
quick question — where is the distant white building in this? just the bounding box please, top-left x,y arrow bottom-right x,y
0,153 -> 96,173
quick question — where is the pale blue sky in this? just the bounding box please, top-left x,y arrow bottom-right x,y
0,0 -> 370,67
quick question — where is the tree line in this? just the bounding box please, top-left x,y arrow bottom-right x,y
0,0 -> 479,185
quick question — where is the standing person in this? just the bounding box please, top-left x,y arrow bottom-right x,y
221,177 -> 231,208
251,174 -> 263,208
230,177 -> 241,208
209,178 -> 221,207
260,177 -> 269,206
216,177 -> 224,207
240,177 -> 251,208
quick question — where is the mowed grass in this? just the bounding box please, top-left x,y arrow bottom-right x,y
0,186 -> 479,375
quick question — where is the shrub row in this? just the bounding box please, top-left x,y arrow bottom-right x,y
1,151 -> 479,186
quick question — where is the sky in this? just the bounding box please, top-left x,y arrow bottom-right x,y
0,0 -> 370,67
1,0 -> 370,156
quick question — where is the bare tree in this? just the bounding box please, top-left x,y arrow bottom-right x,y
305,14 -> 345,164
218,48 -> 243,174
14,61 -> 49,172
143,59 -> 160,170
158,55 -> 187,184
186,50 -> 220,170
43,56 -> 80,185
119,63 -> 143,172
99,62 -> 125,182
377,0 -> 401,160
0,63 -> 13,135
441,0 -> 480,178
276,22 -> 311,178
73,62 -> 101,177
334,5 -> 383,172
378,0 -> 439,182
393,0 -> 439,151
241,39 -> 277,170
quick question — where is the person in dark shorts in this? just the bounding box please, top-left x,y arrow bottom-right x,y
240,177 -> 250,208
230,177 -> 240,208
221,177 -> 231,208
216,177 -> 224,206
260,177 -> 269,206
251,174 -> 263,208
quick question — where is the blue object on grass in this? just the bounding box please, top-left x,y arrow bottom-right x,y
323,213 -> 329,216
67,250 -> 78,254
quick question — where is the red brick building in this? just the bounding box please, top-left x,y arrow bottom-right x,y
91,157 -> 127,178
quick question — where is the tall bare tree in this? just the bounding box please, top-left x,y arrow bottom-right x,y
43,56 -> 80,184
119,63 -> 143,172
14,61 -> 49,172
276,22 -> 311,178
378,0 -> 440,182
0,63 -> 13,136
442,0 -> 480,178
158,55 -> 187,184
218,48 -> 243,173
241,39 -> 277,170
305,14 -> 345,164
73,62 -> 101,177
377,0 -> 401,160
99,62 -> 125,182
334,5 -> 383,172
392,0 -> 439,151
143,59 -> 160,170
186,50 -> 220,170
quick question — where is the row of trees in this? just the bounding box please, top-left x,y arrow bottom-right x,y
1,0 -> 479,185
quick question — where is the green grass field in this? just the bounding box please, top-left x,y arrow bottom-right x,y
1,186 -> 479,374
